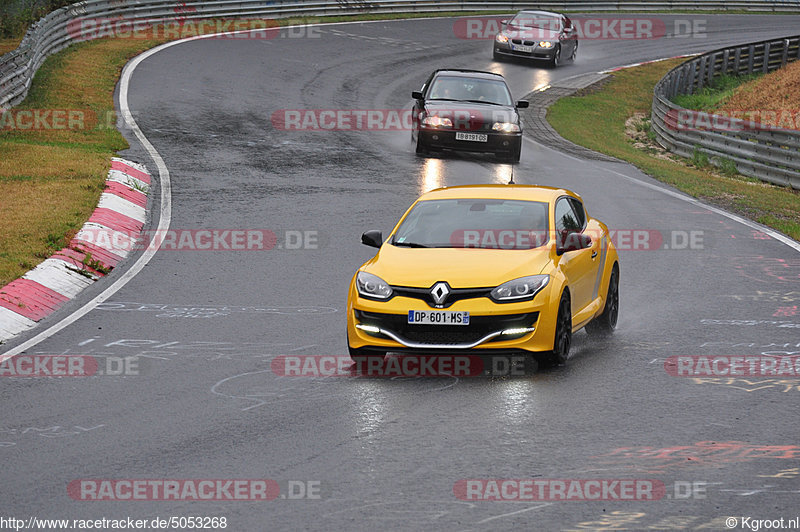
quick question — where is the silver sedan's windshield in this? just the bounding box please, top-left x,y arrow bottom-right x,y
392,199 -> 549,249
509,14 -> 562,31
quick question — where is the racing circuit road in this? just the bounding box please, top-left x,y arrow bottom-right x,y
2,13 -> 800,530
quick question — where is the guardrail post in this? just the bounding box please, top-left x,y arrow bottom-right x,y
679,65 -> 689,93
708,51 -> 720,85
747,44 -> 755,74
782,39 -> 790,66
763,42 -> 771,72
734,46 -> 742,75
687,61 -> 697,93
698,56 -> 709,90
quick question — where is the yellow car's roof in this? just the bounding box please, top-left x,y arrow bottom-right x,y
417,184 -> 579,203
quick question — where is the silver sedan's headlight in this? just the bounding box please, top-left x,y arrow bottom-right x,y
492,122 -> 521,133
356,271 -> 393,300
495,33 -> 509,43
538,41 -> 554,48
491,275 -> 549,302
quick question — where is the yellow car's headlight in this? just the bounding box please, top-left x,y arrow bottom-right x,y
356,271 -> 393,300
538,41 -> 553,48
492,122 -> 521,133
491,275 -> 549,302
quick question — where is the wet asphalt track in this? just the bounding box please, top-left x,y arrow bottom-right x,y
2,14 -> 800,531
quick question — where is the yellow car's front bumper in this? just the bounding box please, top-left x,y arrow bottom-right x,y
346,282 -> 560,355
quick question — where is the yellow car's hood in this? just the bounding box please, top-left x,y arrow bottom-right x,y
363,245 -> 552,288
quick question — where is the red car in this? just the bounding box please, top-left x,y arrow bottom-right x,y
411,69 -> 529,163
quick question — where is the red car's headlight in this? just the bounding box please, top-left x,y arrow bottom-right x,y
421,116 -> 453,128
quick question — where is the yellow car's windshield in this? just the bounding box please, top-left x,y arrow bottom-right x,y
392,198 -> 549,249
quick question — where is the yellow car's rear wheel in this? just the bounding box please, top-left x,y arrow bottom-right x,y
587,264 -> 619,336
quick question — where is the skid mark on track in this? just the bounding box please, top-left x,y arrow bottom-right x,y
587,442 -> 800,474
320,28 -> 437,51
210,365 -> 460,411
316,499 -> 553,527
0,423 -> 105,449
95,301 -> 337,319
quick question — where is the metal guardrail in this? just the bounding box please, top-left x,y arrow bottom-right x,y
3,0 -> 800,109
651,36 -> 800,189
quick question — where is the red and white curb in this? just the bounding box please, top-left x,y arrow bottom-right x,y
0,158 -> 150,342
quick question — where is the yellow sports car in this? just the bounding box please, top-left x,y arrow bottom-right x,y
346,184 -> 620,366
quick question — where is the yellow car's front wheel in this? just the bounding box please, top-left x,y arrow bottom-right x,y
540,290 -> 572,367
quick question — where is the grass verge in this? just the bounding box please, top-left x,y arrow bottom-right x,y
672,72 -> 762,110
0,38 -> 23,56
546,59 -> 800,241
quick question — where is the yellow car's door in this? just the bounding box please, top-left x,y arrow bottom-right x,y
557,240 -> 596,318
554,196 -> 597,319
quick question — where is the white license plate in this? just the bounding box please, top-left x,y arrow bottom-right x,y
512,44 -> 533,53
455,132 -> 488,142
408,310 -> 470,326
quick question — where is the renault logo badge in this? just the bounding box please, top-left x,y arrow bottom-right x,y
430,282 -> 450,305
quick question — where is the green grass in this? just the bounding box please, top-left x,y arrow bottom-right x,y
547,59 -> 800,241
691,145 -> 710,168
673,73 -> 762,110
